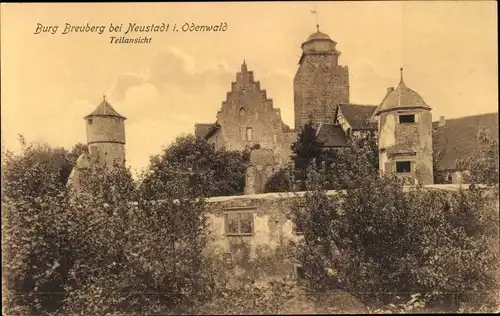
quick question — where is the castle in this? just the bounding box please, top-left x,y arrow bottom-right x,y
69,26 -> 498,193
65,26 -> 498,281
195,27 -> 497,192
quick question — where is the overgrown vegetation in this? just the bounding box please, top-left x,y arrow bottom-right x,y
288,127 -> 500,313
2,129 -> 499,314
138,135 -> 250,199
266,122 -> 379,193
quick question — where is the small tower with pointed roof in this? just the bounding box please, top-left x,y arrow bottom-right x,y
294,25 -> 350,130
84,96 -> 127,168
374,68 -> 434,185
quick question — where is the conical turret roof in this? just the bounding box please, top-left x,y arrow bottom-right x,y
84,96 -> 126,119
376,68 -> 430,115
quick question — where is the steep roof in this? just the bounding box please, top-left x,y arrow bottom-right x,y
375,68 -> 431,115
316,123 -> 348,147
84,97 -> 126,119
338,104 -> 377,130
433,112 -> 499,171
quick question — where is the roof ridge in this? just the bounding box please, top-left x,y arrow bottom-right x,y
432,112 -> 498,123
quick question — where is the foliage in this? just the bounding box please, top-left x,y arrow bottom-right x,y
263,163 -> 295,193
290,121 -> 323,190
458,127 -> 499,187
321,131 -> 379,190
138,135 -> 249,200
2,139 -> 212,315
266,130 -> 379,192
287,125 -> 499,312
292,162 -> 500,312
2,140 -> 79,315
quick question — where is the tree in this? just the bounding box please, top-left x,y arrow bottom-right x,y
138,135 -> 249,200
291,131 -> 499,312
264,164 -> 295,193
458,127 -> 499,187
2,137 -> 215,315
290,121 -> 323,190
2,140 -> 78,314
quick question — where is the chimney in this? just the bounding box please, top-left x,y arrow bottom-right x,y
439,116 -> 446,127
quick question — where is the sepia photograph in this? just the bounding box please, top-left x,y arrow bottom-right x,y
1,1 -> 499,314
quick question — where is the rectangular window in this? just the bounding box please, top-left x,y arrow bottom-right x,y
399,114 -> 415,124
396,161 -> 412,173
225,212 -> 254,235
246,127 -> 253,141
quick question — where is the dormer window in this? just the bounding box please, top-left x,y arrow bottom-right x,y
399,114 -> 415,124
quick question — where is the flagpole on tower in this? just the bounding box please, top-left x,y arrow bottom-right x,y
310,3 -> 320,32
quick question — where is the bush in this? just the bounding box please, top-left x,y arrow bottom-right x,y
292,169 -> 499,312
138,135 -> 249,200
2,139 -> 214,315
290,127 -> 499,312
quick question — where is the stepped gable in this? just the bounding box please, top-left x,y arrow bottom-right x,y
220,60 -> 274,112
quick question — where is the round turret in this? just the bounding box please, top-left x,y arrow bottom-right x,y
377,69 -> 433,185
84,96 -> 126,167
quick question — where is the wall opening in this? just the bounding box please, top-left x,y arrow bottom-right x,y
399,114 -> 415,124
88,118 -> 93,125
246,127 -> 253,142
396,161 -> 412,173
239,107 -> 246,121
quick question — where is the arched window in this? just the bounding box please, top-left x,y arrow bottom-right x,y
239,107 -> 246,121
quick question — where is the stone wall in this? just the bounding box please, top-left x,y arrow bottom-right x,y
213,63 -> 291,155
244,149 -> 276,195
379,108 -> 434,184
204,184 -> 473,282
86,115 -> 126,168
293,54 -> 349,130
205,191 -> 304,281
86,116 -> 125,145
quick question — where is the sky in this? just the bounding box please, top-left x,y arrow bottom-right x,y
1,1 -> 498,176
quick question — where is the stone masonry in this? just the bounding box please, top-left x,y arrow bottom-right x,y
294,31 -> 350,130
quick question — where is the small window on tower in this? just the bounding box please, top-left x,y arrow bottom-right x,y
399,114 -> 415,124
88,118 -> 93,125
396,161 -> 412,173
